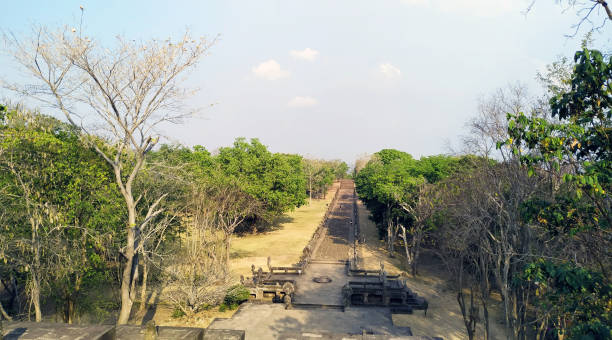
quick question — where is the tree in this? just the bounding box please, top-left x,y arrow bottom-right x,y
303,158 -> 337,204
399,183 -> 437,277
3,25 -> 212,324
330,160 -> 349,180
0,106 -> 123,323
505,48 -> 611,338
217,138 -> 306,227
204,181 -> 261,268
163,184 -> 229,317
522,260 -> 612,339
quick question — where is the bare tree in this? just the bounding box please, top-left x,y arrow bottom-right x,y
3,24 -> 213,323
353,153 -> 372,175
461,83 -> 540,160
435,201 -> 480,340
211,184 -> 261,268
526,1 -> 611,35
399,183 -> 437,276
163,185 -> 229,317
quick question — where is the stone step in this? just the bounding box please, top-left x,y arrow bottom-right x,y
291,303 -> 345,311
310,259 -> 349,265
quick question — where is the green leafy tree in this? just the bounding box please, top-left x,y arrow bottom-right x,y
0,107 -> 123,322
217,138 -> 306,229
505,48 -> 611,338
522,261 -> 612,339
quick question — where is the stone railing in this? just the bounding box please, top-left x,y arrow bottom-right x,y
351,187 -> 360,266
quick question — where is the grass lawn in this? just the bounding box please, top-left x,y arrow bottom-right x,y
229,182 -> 339,278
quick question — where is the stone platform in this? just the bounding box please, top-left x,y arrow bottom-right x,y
0,321 -> 244,340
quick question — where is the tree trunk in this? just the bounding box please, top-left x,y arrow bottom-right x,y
117,225 -> 137,324
225,235 -> 232,270
64,297 -> 75,324
30,217 -> 42,322
309,178 -> 312,205
30,271 -> 42,322
399,225 -> 413,272
386,205 -> 394,254
456,264 -> 476,340
479,253 -> 491,340
139,260 -> 149,313
0,301 -> 11,321
411,247 -> 418,277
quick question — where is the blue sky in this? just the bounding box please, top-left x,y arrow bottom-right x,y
2,1 -> 610,163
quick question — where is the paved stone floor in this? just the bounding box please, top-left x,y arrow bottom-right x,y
2,322 -> 115,340
210,304 -> 413,339
292,263 -> 347,305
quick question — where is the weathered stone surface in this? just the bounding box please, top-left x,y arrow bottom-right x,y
116,325 -> 205,340
2,321 -> 115,340
210,303 -> 415,339
203,329 -> 245,340
277,331 -> 440,339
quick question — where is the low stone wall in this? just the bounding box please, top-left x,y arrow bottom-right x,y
0,321 -> 245,340
278,331 -> 442,339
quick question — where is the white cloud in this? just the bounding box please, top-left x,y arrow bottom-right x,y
290,48 -> 320,61
288,96 -> 318,108
399,0 -> 524,16
379,63 -> 401,78
252,60 -> 290,80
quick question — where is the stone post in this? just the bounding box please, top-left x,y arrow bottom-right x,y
144,320 -> 157,340
283,294 -> 292,310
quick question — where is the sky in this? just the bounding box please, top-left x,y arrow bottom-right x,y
2,0 -> 611,164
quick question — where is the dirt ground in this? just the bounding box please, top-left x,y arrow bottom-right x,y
357,199 -> 507,340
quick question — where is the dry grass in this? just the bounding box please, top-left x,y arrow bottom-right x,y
229,182 -> 339,278
356,199 -> 507,340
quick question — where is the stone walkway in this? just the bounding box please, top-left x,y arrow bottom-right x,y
210,304 -> 413,339
210,180 -> 428,339
312,182 -> 354,261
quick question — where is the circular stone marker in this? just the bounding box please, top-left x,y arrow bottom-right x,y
313,276 -> 332,283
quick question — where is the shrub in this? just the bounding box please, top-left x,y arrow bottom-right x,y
223,284 -> 250,306
171,307 -> 186,318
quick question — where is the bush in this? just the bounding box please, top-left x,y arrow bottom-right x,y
223,284 -> 250,306
171,307 -> 186,318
